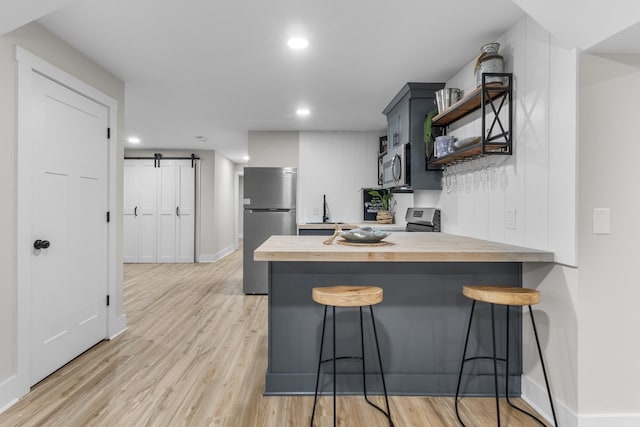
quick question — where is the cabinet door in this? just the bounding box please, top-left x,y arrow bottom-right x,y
397,101 -> 410,145
387,101 -> 410,147
387,113 -> 399,148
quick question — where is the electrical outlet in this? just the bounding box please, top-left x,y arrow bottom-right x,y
593,208 -> 610,235
505,209 -> 516,229
312,207 -> 320,215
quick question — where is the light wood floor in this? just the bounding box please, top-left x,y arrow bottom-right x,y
0,247 -> 551,426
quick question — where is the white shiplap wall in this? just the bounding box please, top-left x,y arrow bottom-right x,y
298,131 -> 379,223
420,16 -> 577,266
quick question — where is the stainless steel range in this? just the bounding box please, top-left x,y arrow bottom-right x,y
405,207 -> 441,232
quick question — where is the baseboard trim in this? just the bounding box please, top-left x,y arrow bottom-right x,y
0,397 -> 18,415
199,245 -> 236,263
522,375 -> 640,427
109,314 -> 128,340
0,374 -> 27,416
578,413 -> 640,427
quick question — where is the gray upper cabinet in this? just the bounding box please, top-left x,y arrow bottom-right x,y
388,100 -> 409,148
382,82 -> 444,190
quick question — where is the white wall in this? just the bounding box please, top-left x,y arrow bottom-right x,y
513,0 -> 640,51
211,151 -> 236,259
248,131 -> 299,168
299,131 -> 379,223
0,22 -> 125,410
429,16 -> 578,266
577,53 -> 640,421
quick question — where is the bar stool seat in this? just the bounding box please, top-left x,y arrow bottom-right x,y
455,285 -> 558,427
312,285 -> 383,307
462,285 -> 541,306
310,285 -> 393,427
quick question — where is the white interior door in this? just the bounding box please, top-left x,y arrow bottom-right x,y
176,160 -> 195,263
30,72 -> 108,385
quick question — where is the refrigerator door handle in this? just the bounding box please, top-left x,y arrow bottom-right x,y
247,208 -> 292,213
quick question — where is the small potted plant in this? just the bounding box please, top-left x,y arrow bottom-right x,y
368,189 -> 394,224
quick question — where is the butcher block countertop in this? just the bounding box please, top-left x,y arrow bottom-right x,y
297,222 -> 406,231
254,233 -> 554,263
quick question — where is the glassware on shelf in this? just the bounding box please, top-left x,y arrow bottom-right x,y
500,168 -> 508,191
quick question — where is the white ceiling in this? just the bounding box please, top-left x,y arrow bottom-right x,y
32,0 -> 529,163
0,0 -> 76,34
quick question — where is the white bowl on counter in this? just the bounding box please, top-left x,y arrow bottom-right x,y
340,227 -> 390,243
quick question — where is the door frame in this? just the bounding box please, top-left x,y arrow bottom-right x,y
13,47 -> 123,399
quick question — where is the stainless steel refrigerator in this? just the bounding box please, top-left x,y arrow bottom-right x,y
243,167 -> 297,294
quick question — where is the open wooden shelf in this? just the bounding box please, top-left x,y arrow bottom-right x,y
427,74 -> 513,169
431,82 -> 508,126
429,141 -> 510,167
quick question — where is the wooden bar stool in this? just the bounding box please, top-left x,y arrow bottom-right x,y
455,285 -> 558,427
310,285 -> 394,427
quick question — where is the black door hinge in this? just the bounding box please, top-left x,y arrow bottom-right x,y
107,128 -> 111,139
106,295 -> 110,306
106,211 -> 110,223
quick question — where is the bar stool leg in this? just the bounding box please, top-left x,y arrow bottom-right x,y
455,300 -> 477,427
529,306 -> 559,427
311,305 -> 328,427
369,305 -> 394,427
360,307 -> 368,401
502,306 -> 559,426
505,305 -> 511,402
490,303 -> 502,427
332,306 -> 337,427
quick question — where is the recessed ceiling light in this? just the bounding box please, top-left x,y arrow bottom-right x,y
195,135 -> 207,142
287,37 -> 309,50
296,108 -> 310,116
128,137 -> 141,144
243,155 -> 250,161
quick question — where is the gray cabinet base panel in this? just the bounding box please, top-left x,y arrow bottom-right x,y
266,261 -> 523,396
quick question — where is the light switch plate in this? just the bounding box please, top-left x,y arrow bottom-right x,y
593,208 -> 611,234
505,209 -> 516,229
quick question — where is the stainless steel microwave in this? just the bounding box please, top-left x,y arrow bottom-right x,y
382,144 -> 410,189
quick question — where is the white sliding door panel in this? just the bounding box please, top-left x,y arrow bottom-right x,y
176,161 -> 195,263
138,162 -> 158,262
123,160 -> 157,262
123,162 -> 141,262
158,161 -> 177,262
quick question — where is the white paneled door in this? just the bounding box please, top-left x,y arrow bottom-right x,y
175,161 -> 195,263
158,161 -> 177,262
30,73 -> 108,385
124,159 -> 195,263
123,160 -> 158,263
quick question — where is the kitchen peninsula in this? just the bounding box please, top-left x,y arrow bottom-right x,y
255,233 -> 553,396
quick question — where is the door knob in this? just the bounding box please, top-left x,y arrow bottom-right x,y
33,240 -> 50,249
